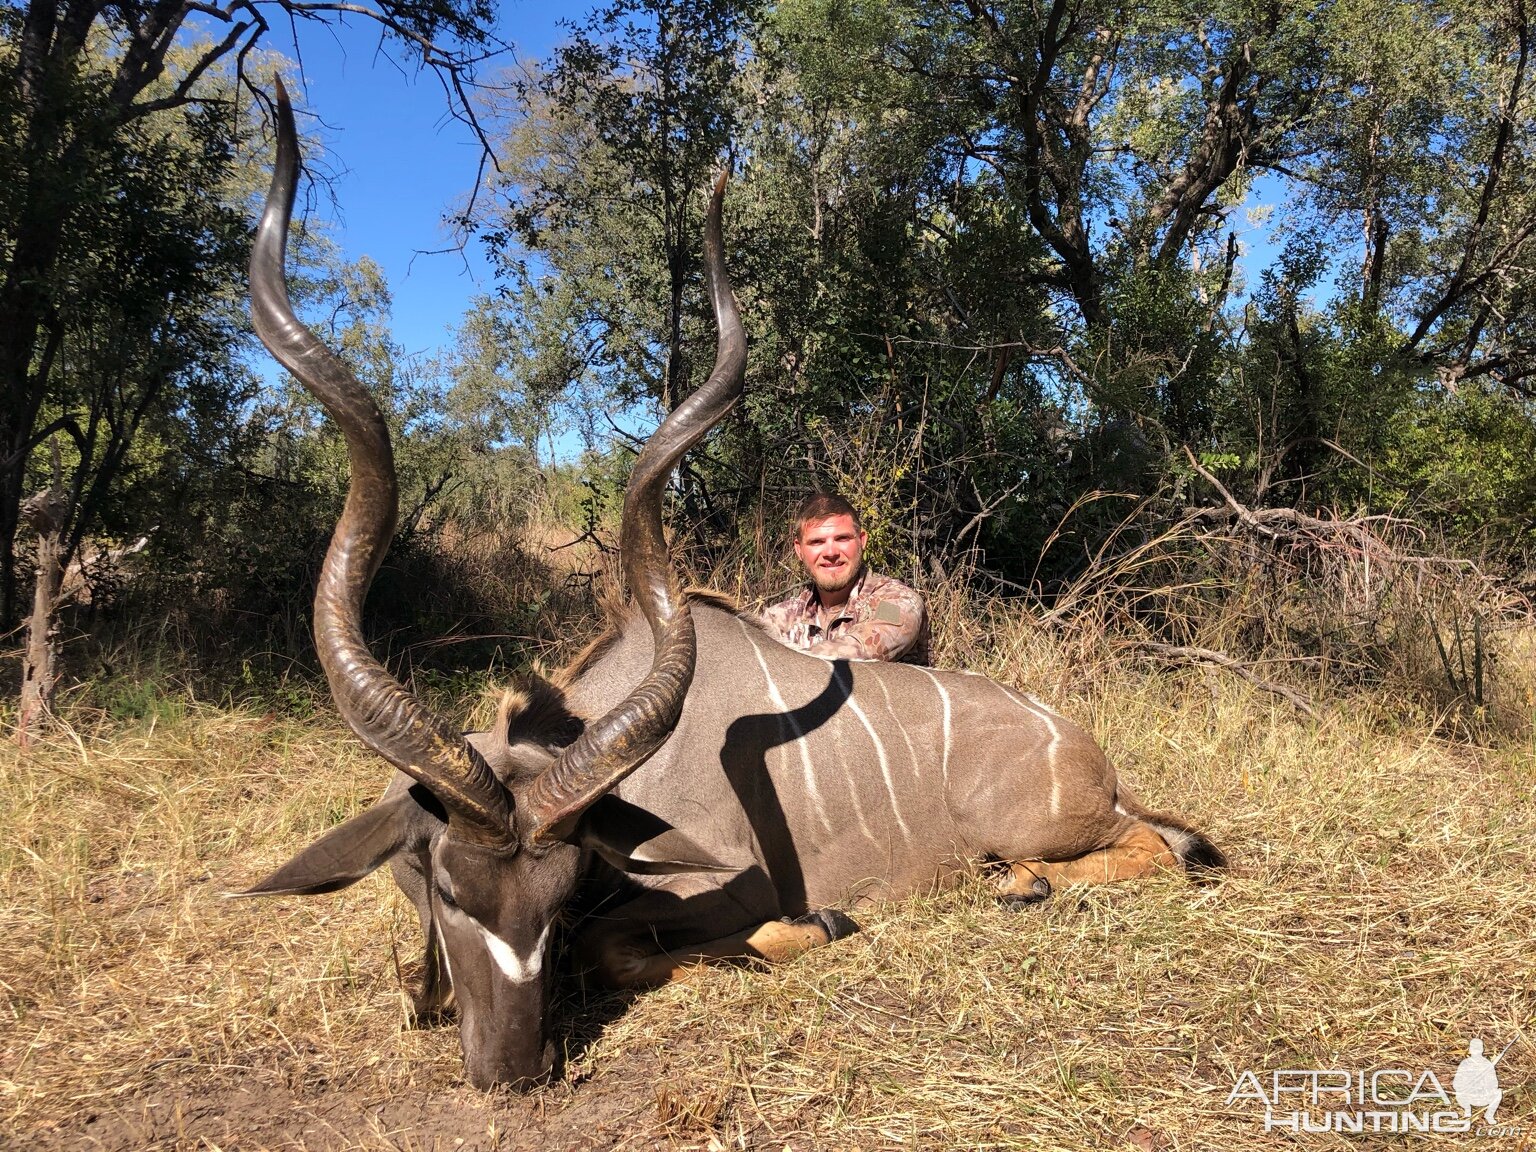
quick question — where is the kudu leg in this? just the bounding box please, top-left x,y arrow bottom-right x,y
999,821 -> 1179,903
388,855 -> 455,1024
408,923 -> 455,1024
581,910 -> 858,989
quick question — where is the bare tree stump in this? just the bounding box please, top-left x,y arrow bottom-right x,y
17,486 -> 69,747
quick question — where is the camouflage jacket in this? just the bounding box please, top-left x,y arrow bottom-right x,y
760,568 -> 931,665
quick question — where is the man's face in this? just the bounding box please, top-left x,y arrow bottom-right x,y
794,513 -> 867,595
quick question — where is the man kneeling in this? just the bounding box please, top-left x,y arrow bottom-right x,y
760,493 -> 929,665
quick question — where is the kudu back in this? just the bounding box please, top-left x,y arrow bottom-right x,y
239,82 -> 1223,1090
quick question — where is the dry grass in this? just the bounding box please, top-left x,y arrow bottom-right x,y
3,625 -> 1535,1149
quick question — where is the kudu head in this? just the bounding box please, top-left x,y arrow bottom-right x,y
238,78 -> 745,1089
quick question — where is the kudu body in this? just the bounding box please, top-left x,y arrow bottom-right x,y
506,604 -> 1222,985
242,83 -> 1223,1090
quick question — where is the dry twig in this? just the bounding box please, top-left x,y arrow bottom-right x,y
1129,641 -> 1319,718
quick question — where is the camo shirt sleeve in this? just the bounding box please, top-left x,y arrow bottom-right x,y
759,591 -> 816,651
806,572 -> 930,665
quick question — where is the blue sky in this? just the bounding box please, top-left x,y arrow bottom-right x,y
262,7 -> 568,363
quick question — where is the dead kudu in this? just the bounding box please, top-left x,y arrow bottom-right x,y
239,82 -> 1225,1090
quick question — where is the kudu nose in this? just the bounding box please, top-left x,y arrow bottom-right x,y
465,1039 -> 557,1092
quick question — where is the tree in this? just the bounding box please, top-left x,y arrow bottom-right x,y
399,0 -> 1536,594
11,56 -> 255,738
471,0 -> 756,555
743,0 -> 1536,568
488,0 -> 753,407
0,0 -> 499,626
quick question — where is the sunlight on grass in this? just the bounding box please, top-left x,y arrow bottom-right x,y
2,640 -> 1533,1148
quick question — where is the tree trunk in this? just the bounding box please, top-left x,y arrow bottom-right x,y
16,485 -> 68,747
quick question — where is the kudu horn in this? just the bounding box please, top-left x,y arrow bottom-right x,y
249,76 -> 514,848
523,171 -> 747,843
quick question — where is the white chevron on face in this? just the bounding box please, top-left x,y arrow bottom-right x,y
439,901 -> 551,984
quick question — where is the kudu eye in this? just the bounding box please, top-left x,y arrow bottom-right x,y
434,881 -> 460,910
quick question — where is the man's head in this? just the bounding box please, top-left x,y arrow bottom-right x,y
792,493 -> 867,597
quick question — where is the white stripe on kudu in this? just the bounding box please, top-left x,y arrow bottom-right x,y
825,707 -> 878,844
844,693 -> 911,841
916,668 -> 953,789
873,675 -> 922,784
994,683 -> 1063,816
1031,696 -> 1067,817
741,623 -> 835,834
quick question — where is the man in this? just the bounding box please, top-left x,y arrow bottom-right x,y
760,493 -> 930,664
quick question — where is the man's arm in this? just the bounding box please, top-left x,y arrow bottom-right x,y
807,588 -> 928,663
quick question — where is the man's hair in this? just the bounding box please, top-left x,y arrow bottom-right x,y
792,492 -> 862,539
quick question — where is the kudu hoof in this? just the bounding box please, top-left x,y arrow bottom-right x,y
790,908 -> 861,942
1001,875 -> 1053,909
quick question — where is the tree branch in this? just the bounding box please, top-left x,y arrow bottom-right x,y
1405,2 -> 1530,352
1131,641 -> 1319,717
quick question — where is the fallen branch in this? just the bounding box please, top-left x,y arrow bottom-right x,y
1130,640 -> 1319,718
1181,445 -> 1418,558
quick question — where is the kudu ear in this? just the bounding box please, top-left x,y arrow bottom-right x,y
232,787 -> 438,897
574,795 -> 737,876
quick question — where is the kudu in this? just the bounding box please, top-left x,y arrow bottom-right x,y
240,81 -> 1225,1090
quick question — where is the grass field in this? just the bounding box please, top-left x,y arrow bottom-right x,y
3,626 -> 1534,1150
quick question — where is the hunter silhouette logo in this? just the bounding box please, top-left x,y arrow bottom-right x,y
1453,1038 -> 1510,1124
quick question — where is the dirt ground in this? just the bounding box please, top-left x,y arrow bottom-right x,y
47,1075 -> 691,1151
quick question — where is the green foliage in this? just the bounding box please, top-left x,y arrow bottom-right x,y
754,0 -> 1536,576
97,677 -> 188,727
14,0 -> 1536,715
0,0 -> 505,625
9,52 -> 261,575
1378,384 -> 1536,551
480,0 -> 756,421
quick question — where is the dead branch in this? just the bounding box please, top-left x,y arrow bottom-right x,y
1183,445 -> 1424,558
1131,641 -> 1319,718
951,477 -> 1027,550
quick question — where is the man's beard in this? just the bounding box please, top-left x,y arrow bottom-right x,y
810,561 -> 862,595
